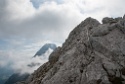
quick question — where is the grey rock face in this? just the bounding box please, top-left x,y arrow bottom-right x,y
19,15 -> 125,84
102,17 -> 116,24
123,15 -> 125,20
48,47 -> 61,64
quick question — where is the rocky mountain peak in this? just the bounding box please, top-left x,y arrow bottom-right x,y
17,15 -> 125,84
80,17 -> 100,27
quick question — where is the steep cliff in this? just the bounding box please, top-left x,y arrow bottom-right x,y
17,15 -> 125,84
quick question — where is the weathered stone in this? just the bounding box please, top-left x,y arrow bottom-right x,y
102,17 -> 117,24
123,14 -> 125,20
48,47 -> 61,64
115,17 -> 122,22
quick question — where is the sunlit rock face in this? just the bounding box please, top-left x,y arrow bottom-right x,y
17,15 -> 125,84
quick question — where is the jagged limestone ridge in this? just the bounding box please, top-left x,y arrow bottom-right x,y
17,15 -> 125,84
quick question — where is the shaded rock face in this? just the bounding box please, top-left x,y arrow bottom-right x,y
19,15 -> 125,84
0,67 -> 13,84
5,73 -> 29,84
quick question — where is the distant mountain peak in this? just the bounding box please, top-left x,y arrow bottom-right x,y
34,43 -> 57,57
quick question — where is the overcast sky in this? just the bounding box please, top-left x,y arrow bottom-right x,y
0,0 -> 125,72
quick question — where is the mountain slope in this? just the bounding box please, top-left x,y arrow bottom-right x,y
5,73 -> 29,84
0,66 -> 13,84
17,15 -> 125,84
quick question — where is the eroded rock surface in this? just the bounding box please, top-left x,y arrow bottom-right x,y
17,15 -> 125,84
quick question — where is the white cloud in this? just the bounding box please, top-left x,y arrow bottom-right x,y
5,0 -> 35,20
0,39 -> 56,73
1,0 -> 124,41
11,48 -> 53,74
